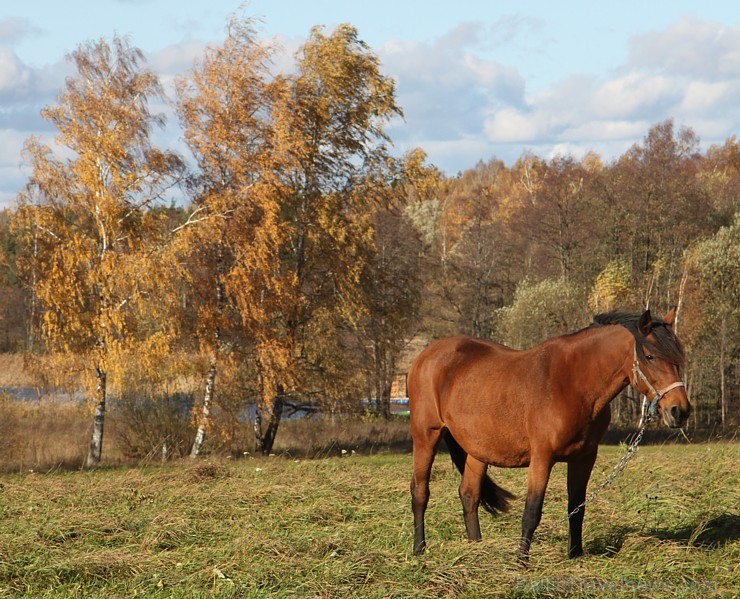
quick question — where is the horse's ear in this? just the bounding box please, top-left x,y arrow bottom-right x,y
638,309 -> 652,335
663,307 -> 676,327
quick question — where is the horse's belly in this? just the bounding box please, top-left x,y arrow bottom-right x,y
447,422 -> 531,468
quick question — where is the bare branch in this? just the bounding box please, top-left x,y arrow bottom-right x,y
33,223 -> 62,242
170,206 -> 234,235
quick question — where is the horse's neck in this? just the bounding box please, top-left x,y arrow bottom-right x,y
567,326 -> 633,416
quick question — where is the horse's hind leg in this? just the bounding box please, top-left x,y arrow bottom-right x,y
410,426 -> 442,555
459,455 -> 487,542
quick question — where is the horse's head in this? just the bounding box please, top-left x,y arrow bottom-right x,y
632,308 -> 691,428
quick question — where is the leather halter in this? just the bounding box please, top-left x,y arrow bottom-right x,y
630,344 -> 685,418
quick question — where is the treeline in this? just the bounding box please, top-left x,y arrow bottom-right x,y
0,18 -> 737,465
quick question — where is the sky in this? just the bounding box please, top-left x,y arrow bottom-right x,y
2,1 -> 740,208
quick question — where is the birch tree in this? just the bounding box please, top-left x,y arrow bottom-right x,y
178,21 -> 401,454
15,37 -> 182,466
251,24 -> 401,452
176,17 -> 292,456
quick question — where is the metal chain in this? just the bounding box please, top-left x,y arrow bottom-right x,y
567,415 -> 651,519
567,342 -> 678,520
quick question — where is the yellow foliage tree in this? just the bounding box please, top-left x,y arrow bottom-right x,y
176,16 -> 295,456
14,37 -> 183,466
588,258 -> 635,313
177,20 -> 402,454
255,23 -> 401,451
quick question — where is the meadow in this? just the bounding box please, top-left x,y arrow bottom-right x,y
0,441 -> 737,597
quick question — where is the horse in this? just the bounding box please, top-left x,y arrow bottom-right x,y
408,309 -> 690,564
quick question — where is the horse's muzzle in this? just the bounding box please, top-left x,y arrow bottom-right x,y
663,403 -> 690,428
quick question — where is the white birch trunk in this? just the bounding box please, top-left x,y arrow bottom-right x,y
190,351 -> 217,458
85,367 -> 106,467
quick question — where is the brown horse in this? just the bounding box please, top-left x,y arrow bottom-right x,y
409,309 -> 690,563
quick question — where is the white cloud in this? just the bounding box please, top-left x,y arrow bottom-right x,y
560,120 -> 650,143
591,73 -> 679,120
483,108 -> 540,143
3,12 -> 740,206
150,39 -> 207,78
0,128 -> 30,163
0,130 -> 31,208
378,23 -> 526,153
629,17 -> 740,80
473,15 -> 740,164
680,81 -> 731,113
0,48 -> 32,99
0,17 -> 43,45
377,14 -> 740,168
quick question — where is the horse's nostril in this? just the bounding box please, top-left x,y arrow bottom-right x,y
669,405 -> 687,426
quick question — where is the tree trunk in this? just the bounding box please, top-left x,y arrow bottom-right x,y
190,349 -> 218,458
85,367 -> 106,467
719,312 -> 727,427
674,267 -> 688,334
255,391 -> 284,455
373,339 -> 394,420
191,263 -> 224,458
27,230 -> 38,352
381,352 -> 395,420
373,339 -> 383,415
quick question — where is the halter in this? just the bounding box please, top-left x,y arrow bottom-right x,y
630,344 -> 685,419
568,343 -> 686,520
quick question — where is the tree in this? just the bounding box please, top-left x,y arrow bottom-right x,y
245,23 -> 402,452
588,258 -> 636,313
510,155 -> 598,282
496,277 -> 588,350
357,210 -> 422,419
175,16 -> 285,457
178,21 -> 402,454
14,37 -> 183,466
685,215 -> 740,426
437,160 -> 515,338
607,120 -> 711,309
0,211 -> 27,351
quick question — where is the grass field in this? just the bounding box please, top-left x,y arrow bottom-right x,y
0,442 -> 737,597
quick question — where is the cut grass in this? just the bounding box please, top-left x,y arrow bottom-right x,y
0,443 -> 737,597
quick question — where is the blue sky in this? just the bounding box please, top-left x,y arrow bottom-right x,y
2,1 -> 740,207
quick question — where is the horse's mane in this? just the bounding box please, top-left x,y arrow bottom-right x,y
591,311 -> 685,367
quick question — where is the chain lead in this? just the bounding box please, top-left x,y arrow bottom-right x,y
567,415 -> 650,519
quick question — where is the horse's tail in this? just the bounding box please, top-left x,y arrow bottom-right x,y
443,430 -> 515,515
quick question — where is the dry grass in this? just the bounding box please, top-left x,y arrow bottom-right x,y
0,442 -> 736,597
0,396 -> 137,472
0,397 -> 90,472
0,395 -> 412,472
272,416 -> 411,458
0,353 -> 31,387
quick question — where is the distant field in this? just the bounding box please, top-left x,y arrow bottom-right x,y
0,442 -> 736,597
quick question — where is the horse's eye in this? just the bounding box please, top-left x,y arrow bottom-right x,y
645,354 -> 654,361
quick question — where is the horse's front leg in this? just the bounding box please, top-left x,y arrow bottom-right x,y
566,449 -> 598,558
518,454 -> 553,566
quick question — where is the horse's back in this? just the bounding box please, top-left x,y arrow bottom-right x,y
408,336 -> 511,416
409,335 -> 498,378
409,335 -> 535,465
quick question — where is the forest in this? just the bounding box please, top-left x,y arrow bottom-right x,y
0,18 -> 737,466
